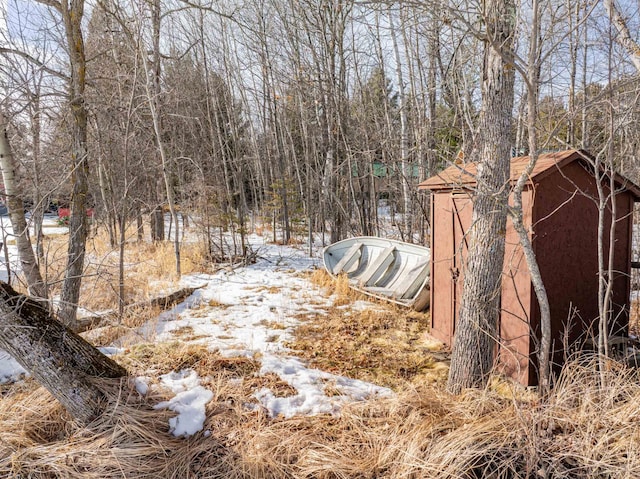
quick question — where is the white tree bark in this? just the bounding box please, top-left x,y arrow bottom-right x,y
0,113 -> 47,299
389,7 -> 412,242
603,0 -> 640,73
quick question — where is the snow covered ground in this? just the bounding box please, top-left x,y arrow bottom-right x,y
0,216 -> 392,437
127,238 -> 392,435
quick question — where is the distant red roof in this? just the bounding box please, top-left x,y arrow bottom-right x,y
418,149 -> 640,199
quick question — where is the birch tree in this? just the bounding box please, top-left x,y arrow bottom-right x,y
389,7 -> 412,241
0,113 -> 47,299
603,0 -> 640,73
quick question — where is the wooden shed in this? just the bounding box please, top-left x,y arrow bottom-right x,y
418,150 -> 640,386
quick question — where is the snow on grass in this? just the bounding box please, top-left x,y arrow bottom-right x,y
126,237 -> 392,429
153,369 -> 214,437
0,222 -> 392,435
255,354 -> 391,418
134,376 -> 150,395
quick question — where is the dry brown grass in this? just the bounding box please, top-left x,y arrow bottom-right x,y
3,351 -> 640,478
288,305 -> 447,389
0,376 -> 239,479
80,303 -> 164,346
309,268 -> 368,306
217,359 -> 640,478
630,299 -> 640,336
41,228 -> 213,314
5,232 -> 640,477
291,269 -> 447,389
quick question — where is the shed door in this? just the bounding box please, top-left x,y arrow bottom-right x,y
451,193 -> 472,337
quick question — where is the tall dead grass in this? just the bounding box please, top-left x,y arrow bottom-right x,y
309,268 -> 369,307
295,269 -> 445,389
41,229 -> 212,313
3,351 -> 640,478
4,233 -> 640,477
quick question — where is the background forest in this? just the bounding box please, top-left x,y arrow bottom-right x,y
3,0 -> 640,257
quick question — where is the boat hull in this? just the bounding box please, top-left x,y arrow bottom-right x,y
322,236 -> 430,311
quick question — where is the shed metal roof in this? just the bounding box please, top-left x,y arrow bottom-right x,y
418,149 -> 640,199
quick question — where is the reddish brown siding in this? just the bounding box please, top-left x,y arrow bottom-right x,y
498,188 -> 534,385
532,161 -> 632,372
430,191 -> 475,345
425,151 -> 639,387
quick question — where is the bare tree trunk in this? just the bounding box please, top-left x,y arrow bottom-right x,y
447,0 -> 516,394
136,202 -> 144,241
567,0 -> 578,146
424,8 -> 440,239
389,7 -> 412,241
508,0 -> 552,394
117,212 -> 126,318
596,35 -> 619,374
0,282 -> 126,423
514,88 -> 527,153
603,0 -> 640,73
150,204 -> 165,242
0,113 -> 47,299
57,0 -> 90,329
30,90 -> 46,265
97,156 -> 117,248
144,0 -> 180,275
255,8 -> 291,245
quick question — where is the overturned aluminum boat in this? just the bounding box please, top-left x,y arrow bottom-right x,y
323,236 -> 430,311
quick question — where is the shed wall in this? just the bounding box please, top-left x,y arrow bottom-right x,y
496,188 -> 535,385
428,160 -> 634,386
532,161 -> 633,369
430,188 -> 536,385
430,192 -> 474,345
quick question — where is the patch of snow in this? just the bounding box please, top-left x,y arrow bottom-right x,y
0,350 -> 26,384
255,354 -> 392,418
158,369 -> 202,393
98,346 -> 124,356
154,369 -> 213,437
124,238 -> 395,422
134,377 -> 150,395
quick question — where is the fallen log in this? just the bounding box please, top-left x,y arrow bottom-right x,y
75,285 -> 206,333
0,282 -> 126,423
